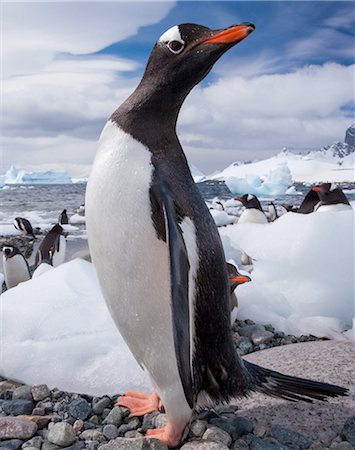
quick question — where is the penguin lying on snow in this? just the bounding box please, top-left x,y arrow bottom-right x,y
312,183 -> 352,212
13,217 -> 36,239
34,224 -> 66,268
227,262 -> 251,324
86,23 -> 348,446
235,194 -> 268,224
2,245 -> 31,289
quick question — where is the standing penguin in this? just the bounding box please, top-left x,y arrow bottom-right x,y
35,224 -> 66,268
2,245 -> 31,289
268,201 -> 279,222
227,262 -> 251,324
13,217 -> 36,239
86,23 -> 347,446
235,194 -> 268,224
312,183 -> 352,212
58,209 -> 69,225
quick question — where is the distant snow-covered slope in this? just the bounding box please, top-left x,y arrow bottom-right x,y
5,165 -> 72,184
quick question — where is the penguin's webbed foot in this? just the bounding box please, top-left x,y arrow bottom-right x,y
146,419 -> 186,447
115,391 -> 161,416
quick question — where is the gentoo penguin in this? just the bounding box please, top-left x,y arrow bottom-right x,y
296,188 -> 321,214
58,209 -> 69,225
77,204 -> 85,216
13,217 -> 36,239
2,245 -> 31,289
227,262 -> 251,324
312,183 -> 352,212
35,224 -> 66,268
268,201 -> 278,222
235,194 -> 268,224
86,23 -> 347,446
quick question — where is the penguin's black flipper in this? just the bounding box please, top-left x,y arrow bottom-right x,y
150,178 -> 194,409
297,189 -> 320,214
244,360 -> 348,402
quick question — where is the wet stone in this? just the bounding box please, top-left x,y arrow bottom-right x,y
2,400 -> 34,416
68,398 -> 92,421
12,386 -> 33,402
31,385 -> 50,402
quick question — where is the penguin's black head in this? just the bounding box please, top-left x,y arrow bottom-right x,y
312,182 -> 350,205
235,194 -> 262,210
51,224 -> 64,234
2,246 -> 20,259
226,262 -> 251,293
142,22 -> 255,100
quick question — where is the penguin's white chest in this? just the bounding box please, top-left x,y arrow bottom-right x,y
238,208 -> 268,224
86,121 -> 192,422
3,255 -> 30,289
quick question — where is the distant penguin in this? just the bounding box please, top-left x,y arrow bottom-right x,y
281,204 -> 297,213
268,201 -> 279,222
35,224 -> 66,268
211,199 -> 225,211
77,204 -> 85,216
227,262 -> 251,324
312,183 -> 352,212
235,194 -> 268,224
13,217 -> 36,239
2,245 -> 31,289
58,209 -> 69,225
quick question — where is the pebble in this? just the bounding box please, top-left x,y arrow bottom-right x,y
17,415 -> 53,429
102,407 -> 123,427
47,422 -> 76,447
41,441 -> 59,450
330,442 -> 354,450
31,407 -> 45,416
235,336 -> 253,355
103,424 -> 119,440
68,397 -> 92,421
72,420 -> 84,433
31,385 -> 50,402
340,416 -> 355,447
0,417 -> 38,440
230,439 -> 249,450
92,397 -> 111,415
21,436 -> 43,448
270,425 -> 312,450
99,437 -> 168,449
250,330 -> 274,346
0,381 -> 21,394
202,426 -> 232,447
189,420 -> 207,438
12,386 -> 33,402
209,416 -> 253,440
181,441 -> 230,450
247,435 -> 288,450
80,429 -> 105,442
0,440 -> 23,450
60,443 -> 84,450
1,400 -> 34,416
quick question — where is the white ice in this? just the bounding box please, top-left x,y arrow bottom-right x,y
0,259 -> 151,395
4,166 -> 72,185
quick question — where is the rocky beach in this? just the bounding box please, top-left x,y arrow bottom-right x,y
1,321 -> 354,450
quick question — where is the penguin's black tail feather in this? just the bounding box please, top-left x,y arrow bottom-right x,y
244,360 -> 349,402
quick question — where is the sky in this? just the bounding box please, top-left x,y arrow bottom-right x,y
1,0 -> 354,177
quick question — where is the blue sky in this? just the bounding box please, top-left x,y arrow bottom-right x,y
2,1 -> 354,176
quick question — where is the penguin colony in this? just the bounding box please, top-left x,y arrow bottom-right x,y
85,23 -> 349,447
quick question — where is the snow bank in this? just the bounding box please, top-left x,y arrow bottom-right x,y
0,259 -> 151,395
5,166 -> 72,185
219,209 -> 354,339
225,163 -> 292,196
0,225 -> 21,237
209,209 -> 237,227
70,213 -> 86,224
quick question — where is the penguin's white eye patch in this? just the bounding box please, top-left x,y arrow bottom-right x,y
167,40 -> 185,54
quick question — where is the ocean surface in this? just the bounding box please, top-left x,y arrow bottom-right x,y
1,181 -> 355,272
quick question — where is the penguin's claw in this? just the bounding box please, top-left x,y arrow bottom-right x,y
115,391 -> 160,416
145,420 -> 185,447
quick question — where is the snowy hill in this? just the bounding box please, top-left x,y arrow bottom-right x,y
5,166 -> 72,184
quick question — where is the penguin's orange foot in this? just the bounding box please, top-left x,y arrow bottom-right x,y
115,391 -> 160,417
146,420 -> 186,447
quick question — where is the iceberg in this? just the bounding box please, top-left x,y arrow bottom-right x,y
5,165 -> 72,184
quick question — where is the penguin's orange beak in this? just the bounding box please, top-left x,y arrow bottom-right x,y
231,275 -> 251,284
235,197 -> 243,202
312,186 -> 322,192
202,24 -> 255,45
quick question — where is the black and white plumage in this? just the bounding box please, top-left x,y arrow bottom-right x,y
85,23 -> 348,447
2,245 -> 31,289
268,201 -> 279,222
227,262 -> 251,324
235,194 -> 268,224
312,183 -> 352,212
13,217 -> 36,239
58,209 -> 69,225
35,224 -> 66,268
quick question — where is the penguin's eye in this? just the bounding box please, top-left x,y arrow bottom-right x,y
167,40 -> 184,54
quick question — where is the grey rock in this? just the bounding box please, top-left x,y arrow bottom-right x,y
38,401 -> 53,413
99,437 -> 168,449
92,397 -> 111,415
0,381 -> 22,394
0,440 -> 23,450
251,330 -> 274,345
330,442 -> 354,450
0,417 -> 38,440
202,426 -> 232,447
32,407 -> 45,416
72,419 -> 84,433
197,410 -> 220,421
68,398 -> 92,421
88,415 -> 99,425
124,431 -> 144,439
47,422 -> 77,447
41,441 -> 60,450
21,447 -> 38,450
340,416 -> 355,447
12,386 -> 33,401
189,420 -> 207,438
248,435 -> 289,450
180,441 -> 230,449
235,336 -> 253,355
80,429 -> 105,442
31,385 -> 50,402
153,413 -> 167,429
231,439 -> 249,450
2,400 -> 34,416
0,390 -> 13,401
239,324 -> 265,338
271,426 -> 312,450
61,443 -> 85,450
21,436 -> 43,448
103,424 -> 119,440
102,407 -> 123,427
86,442 -> 98,450
210,416 -> 253,440
102,409 -> 111,420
